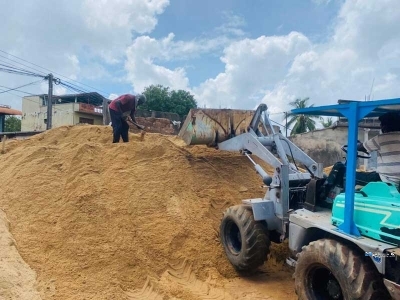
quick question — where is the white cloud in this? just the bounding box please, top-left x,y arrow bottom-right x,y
0,0 -> 170,110
3,0 -> 400,137
193,32 -> 312,109
124,32 -> 234,93
83,0 -> 169,34
121,0 -> 400,133
125,35 -> 189,93
66,55 -> 80,81
311,0 -> 332,5
109,94 -> 119,100
215,11 -> 247,37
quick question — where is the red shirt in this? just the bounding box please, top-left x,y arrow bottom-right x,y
108,94 -> 136,113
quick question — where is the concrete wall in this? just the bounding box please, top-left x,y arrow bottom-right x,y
21,96 -> 47,131
22,96 -> 102,131
289,126 -> 380,169
129,117 -> 180,135
73,112 -> 102,125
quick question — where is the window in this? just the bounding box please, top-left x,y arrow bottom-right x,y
79,117 -> 94,125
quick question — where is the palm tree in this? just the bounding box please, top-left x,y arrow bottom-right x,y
285,97 -> 319,136
320,117 -> 333,128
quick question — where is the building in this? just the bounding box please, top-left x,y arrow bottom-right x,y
289,99 -> 383,170
0,105 -> 22,132
335,99 -> 381,129
21,92 -> 105,131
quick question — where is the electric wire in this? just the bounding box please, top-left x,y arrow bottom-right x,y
0,85 -> 38,96
0,80 -> 44,95
269,118 -> 292,132
0,49 -> 110,96
0,51 -> 110,109
0,66 -> 45,78
0,65 -> 104,105
0,54 -> 48,77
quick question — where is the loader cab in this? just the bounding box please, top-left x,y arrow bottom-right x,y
217,98 -> 400,299
314,147 -> 381,210
287,98 -> 400,300
292,98 -> 400,237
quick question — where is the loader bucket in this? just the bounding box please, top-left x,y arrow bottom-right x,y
178,108 -> 255,146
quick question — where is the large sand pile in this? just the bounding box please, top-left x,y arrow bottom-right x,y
0,209 -> 41,300
0,125 -> 296,300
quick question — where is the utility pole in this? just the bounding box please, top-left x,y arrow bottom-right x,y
285,112 -> 288,137
46,73 -> 53,130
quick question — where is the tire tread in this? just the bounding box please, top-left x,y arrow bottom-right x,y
220,205 -> 270,272
294,239 -> 391,300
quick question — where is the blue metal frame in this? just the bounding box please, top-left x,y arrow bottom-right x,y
291,98 -> 400,237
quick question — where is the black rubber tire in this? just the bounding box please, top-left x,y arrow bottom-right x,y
294,239 -> 391,300
219,204 -> 270,272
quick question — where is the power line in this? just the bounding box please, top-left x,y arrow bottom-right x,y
0,49 -> 110,96
0,56 -> 47,76
58,81 -> 106,105
0,63 -> 101,106
269,118 -> 292,131
0,62 -> 43,75
0,87 -> 32,98
0,65 -> 45,78
0,51 -> 111,115
0,79 -> 44,95
0,84 -> 39,96
59,81 -> 88,94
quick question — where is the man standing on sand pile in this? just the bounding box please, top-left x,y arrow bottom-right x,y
108,94 -> 147,143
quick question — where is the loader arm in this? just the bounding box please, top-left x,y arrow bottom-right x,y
178,103 -> 323,184
217,104 -> 322,179
217,129 -> 316,182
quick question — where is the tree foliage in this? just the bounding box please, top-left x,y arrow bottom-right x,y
285,97 -> 319,136
320,116 -> 334,128
4,116 -> 21,132
140,84 -> 197,116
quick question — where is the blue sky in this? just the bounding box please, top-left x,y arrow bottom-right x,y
147,0 -> 340,86
1,0 -> 400,122
98,0 -> 343,95
153,0 -> 340,41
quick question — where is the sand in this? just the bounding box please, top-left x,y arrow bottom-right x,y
0,125 -> 297,300
0,209 -> 41,300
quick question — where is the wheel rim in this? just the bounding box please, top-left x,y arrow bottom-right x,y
307,264 -> 343,300
224,220 -> 242,255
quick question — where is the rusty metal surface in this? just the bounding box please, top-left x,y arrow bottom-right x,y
0,107 -> 22,115
387,248 -> 400,256
384,279 -> 400,299
178,108 -> 255,146
78,103 -> 103,115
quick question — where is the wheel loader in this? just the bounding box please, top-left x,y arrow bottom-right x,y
178,98 -> 400,299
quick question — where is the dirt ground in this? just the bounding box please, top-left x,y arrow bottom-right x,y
0,125 -> 298,300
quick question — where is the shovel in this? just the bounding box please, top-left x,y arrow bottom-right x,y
128,119 -> 146,141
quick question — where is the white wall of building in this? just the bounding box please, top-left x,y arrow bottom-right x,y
73,112 -> 103,125
21,96 -> 102,131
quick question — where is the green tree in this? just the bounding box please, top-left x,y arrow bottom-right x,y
320,116 -> 333,128
140,84 -> 197,116
5,116 -> 21,132
285,97 -> 319,136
